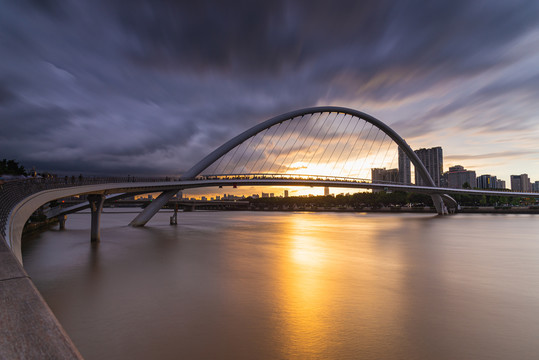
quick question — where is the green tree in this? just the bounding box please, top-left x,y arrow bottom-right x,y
0,159 -> 26,176
479,195 -> 487,206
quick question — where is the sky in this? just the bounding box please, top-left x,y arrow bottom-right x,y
1,0 -> 539,189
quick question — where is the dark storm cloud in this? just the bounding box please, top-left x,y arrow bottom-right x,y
113,0 -> 538,90
0,82 -> 17,105
0,102 -> 74,140
1,0 -> 538,175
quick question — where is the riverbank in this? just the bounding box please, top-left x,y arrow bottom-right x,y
248,206 -> 539,214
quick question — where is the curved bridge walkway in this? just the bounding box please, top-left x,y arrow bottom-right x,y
0,177 -> 169,242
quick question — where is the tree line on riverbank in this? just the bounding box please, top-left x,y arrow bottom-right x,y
0,159 -> 26,176
249,191 -> 535,209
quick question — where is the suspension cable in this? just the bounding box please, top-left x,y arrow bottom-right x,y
296,112 -> 328,167
324,114 -> 354,175
345,123 -> 373,178
313,112 -> 347,171
240,127 -> 271,175
250,123 -> 283,174
368,133 -> 387,172
379,136 -> 394,171
331,116 -> 361,177
269,116 -> 302,173
219,137 -> 244,175
276,115 -> 307,174
339,119 -> 367,177
358,129 -> 381,180
230,131 -> 258,174
306,112 -> 339,174
302,112 -> 336,171
256,120 -> 291,173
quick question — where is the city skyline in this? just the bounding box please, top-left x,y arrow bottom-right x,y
1,1 -> 539,182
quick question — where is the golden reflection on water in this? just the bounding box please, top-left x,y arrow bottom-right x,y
275,213 -> 409,358
278,215 -> 332,357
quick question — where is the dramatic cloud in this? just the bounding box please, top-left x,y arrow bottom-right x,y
445,151 -> 539,161
1,0 -> 538,181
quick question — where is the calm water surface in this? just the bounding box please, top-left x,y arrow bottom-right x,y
22,211 -> 539,359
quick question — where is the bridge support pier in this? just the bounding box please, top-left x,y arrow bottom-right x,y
431,194 -> 448,215
130,189 -> 178,227
170,203 -> 178,225
57,215 -> 67,230
88,194 -> 105,242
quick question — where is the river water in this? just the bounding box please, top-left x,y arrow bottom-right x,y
22,210 -> 539,360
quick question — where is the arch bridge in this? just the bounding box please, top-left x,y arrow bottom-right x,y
129,106 -> 455,226
1,106 -> 536,358
3,106 -> 534,265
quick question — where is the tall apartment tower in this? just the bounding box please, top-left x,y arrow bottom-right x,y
414,146 -> 443,186
371,168 -> 399,183
398,147 -> 411,184
510,174 -> 531,192
477,174 -> 497,189
371,168 -> 398,193
447,165 -> 476,189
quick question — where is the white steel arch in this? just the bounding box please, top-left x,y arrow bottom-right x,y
182,106 -> 437,186
130,106 -> 450,226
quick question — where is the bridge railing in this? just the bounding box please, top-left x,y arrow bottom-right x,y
194,173 -> 408,185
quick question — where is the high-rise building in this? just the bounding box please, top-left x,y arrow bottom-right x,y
414,147 -> 443,186
496,179 -> 506,189
446,165 -> 476,189
284,190 -> 289,197
398,147 -> 411,184
477,174 -> 497,189
510,174 -> 531,192
324,186 -> 330,196
371,168 -> 398,192
371,168 -> 399,183
441,172 -> 448,188
533,181 -> 539,193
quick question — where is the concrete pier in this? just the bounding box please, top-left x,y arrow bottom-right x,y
170,203 -> 178,225
57,214 -> 67,230
88,194 -> 105,242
